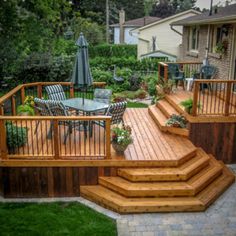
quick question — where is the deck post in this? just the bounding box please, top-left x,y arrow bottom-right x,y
0,119 -> 7,159
0,103 -> 4,116
164,64 -> 168,82
37,83 -> 43,98
53,119 -> 60,159
11,95 -> 16,116
192,81 -> 199,116
21,86 -> 25,104
106,118 -> 111,159
224,81 -> 232,116
70,84 -> 74,98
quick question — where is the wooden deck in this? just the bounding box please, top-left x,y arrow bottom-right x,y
10,108 -> 196,162
124,108 -> 195,161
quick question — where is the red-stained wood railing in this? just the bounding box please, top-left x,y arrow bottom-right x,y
158,61 -> 202,82
0,81 -> 106,116
0,116 -> 111,160
192,79 -> 236,116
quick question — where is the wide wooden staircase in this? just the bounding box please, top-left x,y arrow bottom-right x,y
81,98 -> 235,214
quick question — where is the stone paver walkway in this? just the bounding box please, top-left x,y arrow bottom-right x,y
0,165 -> 235,236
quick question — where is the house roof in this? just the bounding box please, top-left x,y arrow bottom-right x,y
171,3 -> 236,26
136,9 -> 200,31
110,16 -> 160,28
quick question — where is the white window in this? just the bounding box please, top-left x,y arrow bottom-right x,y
188,26 -> 199,51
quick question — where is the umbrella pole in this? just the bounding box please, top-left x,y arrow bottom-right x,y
83,88 -> 85,105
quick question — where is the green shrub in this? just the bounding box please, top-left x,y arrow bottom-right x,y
92,68 -> 113,84
89,44 -> 137,58
6,122 -> 28,151
143,75 -> 158,96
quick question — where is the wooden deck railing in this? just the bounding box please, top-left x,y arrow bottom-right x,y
0,81 -> 106,116
158,62 -> 202,82
0,82 -> 111,160
0,116 -> 111,160
192,79 -> 236,116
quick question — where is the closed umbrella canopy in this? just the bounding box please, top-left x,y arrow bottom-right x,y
71,32 -> 93,89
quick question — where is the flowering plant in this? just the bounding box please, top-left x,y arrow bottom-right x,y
17,96 -> 35,116
111,124 -> 132,146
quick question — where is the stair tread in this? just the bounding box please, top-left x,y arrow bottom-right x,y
149,105 -> 167,127
118,148 -> 210,181
157,99 -> 180,118
81,185 -> 201,205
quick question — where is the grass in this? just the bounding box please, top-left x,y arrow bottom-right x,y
0,202 -> 117,236
127,101 -> 148,108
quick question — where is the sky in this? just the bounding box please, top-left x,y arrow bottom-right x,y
195,0 -> 228,9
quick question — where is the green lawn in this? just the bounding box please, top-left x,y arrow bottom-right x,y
0,202 -> 117,236
127,101 -> 148,108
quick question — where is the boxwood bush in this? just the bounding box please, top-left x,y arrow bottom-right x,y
6,122 -> 28,152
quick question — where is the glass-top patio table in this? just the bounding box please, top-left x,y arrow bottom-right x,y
61,98 -> 109,114
61,98 -> 109,138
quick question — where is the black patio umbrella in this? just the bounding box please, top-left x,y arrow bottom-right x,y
71,32 -> 93,104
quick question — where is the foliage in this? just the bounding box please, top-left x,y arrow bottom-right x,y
151,0 -> 197,18
166,114 -> 187,128
214,40 -> 228,55
89,44 -> 137,58
90,56 -> 160,72
112,124 -> 132,146
0,202 -> 117,236
129,74 -> 143,91
113,89 -> 147,101
143,75 -> 158,96
17,96 -> 35,116
157,78 -> 174,95
6,122 -> 28,150
92,68 -> 113,84
180,98 -> 201,114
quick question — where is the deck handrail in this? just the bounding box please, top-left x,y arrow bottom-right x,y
0,81 -> 106,116
158,61 -> 202,82
0,115 -> 111,160
192,79 -> 236,116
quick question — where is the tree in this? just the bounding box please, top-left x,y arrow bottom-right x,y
150,0 -> 175,18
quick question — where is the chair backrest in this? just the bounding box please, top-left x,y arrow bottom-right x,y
34,98 -> 52,116
168,64 -> 180,74
200,65 -> 217,79
45,84 -> 66,101
46,100 -> 69,116
94,88 -> 112,104
106,102 -> 127,125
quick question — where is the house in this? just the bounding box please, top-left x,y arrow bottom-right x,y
134,10 -> 200,60
110,10 -> 160,45
171,3 -> 236,80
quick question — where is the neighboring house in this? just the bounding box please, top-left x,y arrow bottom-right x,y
172,3 -> 236,80
134,10 -> 200,60
110,15 -> 160,45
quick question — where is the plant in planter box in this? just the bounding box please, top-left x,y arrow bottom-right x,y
6,122 -> 28,153
157,79 -> 174,95
111,124 -> 132,154
180,98 -> 201,114
17,96 -> 35,116
166,114 -> 187,128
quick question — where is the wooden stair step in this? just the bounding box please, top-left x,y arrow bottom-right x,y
99,176 -> 193,197
80,185 -> 205,213
148,105 -> 189,137
157,99 -> 180,118
148,105 -> 167,129
197,162 -> 235,207
118,148 -> 210,182
99,157 -> 222,197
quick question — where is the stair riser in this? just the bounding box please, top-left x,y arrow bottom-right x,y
148,107 -> 165,131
